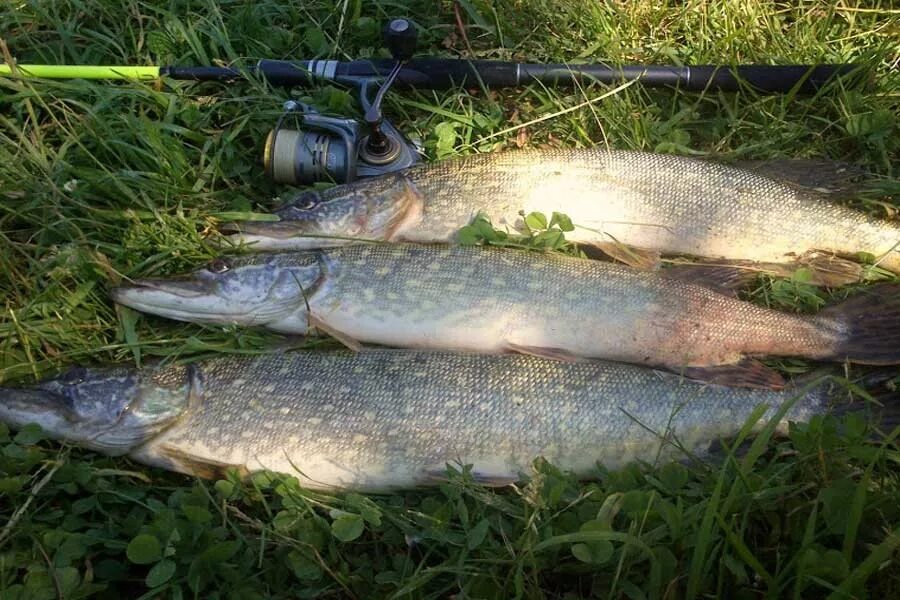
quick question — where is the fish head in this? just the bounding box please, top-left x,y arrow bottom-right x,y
220,173 -> 424,250
110,254 -> 323,329
0,365 -> 192,454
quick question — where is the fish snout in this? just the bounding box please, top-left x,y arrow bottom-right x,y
109,277 -> 228,324
0,387 -> 73,430
217,220 -> 349,250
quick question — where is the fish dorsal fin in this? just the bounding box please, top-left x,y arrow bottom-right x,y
729,158 -> 868,196
678,359 -> 786,390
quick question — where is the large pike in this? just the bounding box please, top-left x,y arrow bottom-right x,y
224,149 -> 900,280
1,351 -> 894,491
111,244 -> 900,388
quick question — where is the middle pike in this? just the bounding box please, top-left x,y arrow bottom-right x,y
112,244 -> 900,389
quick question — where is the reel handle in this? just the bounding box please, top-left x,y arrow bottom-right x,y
363,18 -> 418,162
383,18 -> 417,61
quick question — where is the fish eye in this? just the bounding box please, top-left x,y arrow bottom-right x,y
207,258 -> 232,274
60,367 -> 87,385
293,192 -> 319,211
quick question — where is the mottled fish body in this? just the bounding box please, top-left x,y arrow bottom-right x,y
226,149 -> 900,275
112,244 -> 900,388
1,351 -> 887,491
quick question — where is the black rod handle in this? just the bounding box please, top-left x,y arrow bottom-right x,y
682,64 -> 863,93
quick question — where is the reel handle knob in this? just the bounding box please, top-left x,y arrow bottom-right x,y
383,18 -> 417,61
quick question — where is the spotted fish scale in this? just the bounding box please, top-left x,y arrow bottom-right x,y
0,351 -> 838,491
304,244 -> 831,369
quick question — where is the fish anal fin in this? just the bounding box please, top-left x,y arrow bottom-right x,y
661,263 -> 760,296
308,315 -> 364,352
664,252 -> 864,292
679,359 -> 786,390
795,250 -> 864,287
586,241 -> 661,271
505,342 -> 579,362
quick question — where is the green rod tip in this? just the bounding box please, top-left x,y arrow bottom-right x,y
0,64 -> 160,80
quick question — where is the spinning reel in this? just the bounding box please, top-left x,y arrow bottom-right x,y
262,18 -> 422,185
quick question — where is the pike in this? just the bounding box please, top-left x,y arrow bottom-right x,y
111,244 -> 900,389
223,149 -> 900,284
0,351 -> 895,491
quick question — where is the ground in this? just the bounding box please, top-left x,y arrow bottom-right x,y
0,1 -> 899,598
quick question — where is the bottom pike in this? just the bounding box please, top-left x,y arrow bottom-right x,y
1,351 -> 895,491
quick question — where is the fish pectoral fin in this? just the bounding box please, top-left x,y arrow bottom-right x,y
677,359 -> 786,390
586,240 -> 662,271
424,466 -> 517,488
308,315 -> 364,352
156,445 -> 250,480
505,342 -> 579,362
661,262 -> 761,296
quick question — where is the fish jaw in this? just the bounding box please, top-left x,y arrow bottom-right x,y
220,174 -> 425,251
111,259 -> 322,329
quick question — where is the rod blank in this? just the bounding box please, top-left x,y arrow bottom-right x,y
2,61 -> 864,95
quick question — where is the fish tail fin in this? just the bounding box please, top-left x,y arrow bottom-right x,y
821,369 -> 900,434
816,284 -> 900,364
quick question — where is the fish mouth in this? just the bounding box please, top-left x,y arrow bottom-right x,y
110,279 -> 228,323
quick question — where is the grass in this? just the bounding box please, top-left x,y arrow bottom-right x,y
0,0 -> 899,597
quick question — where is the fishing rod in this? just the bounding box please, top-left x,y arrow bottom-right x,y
1,18 -> 862,185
